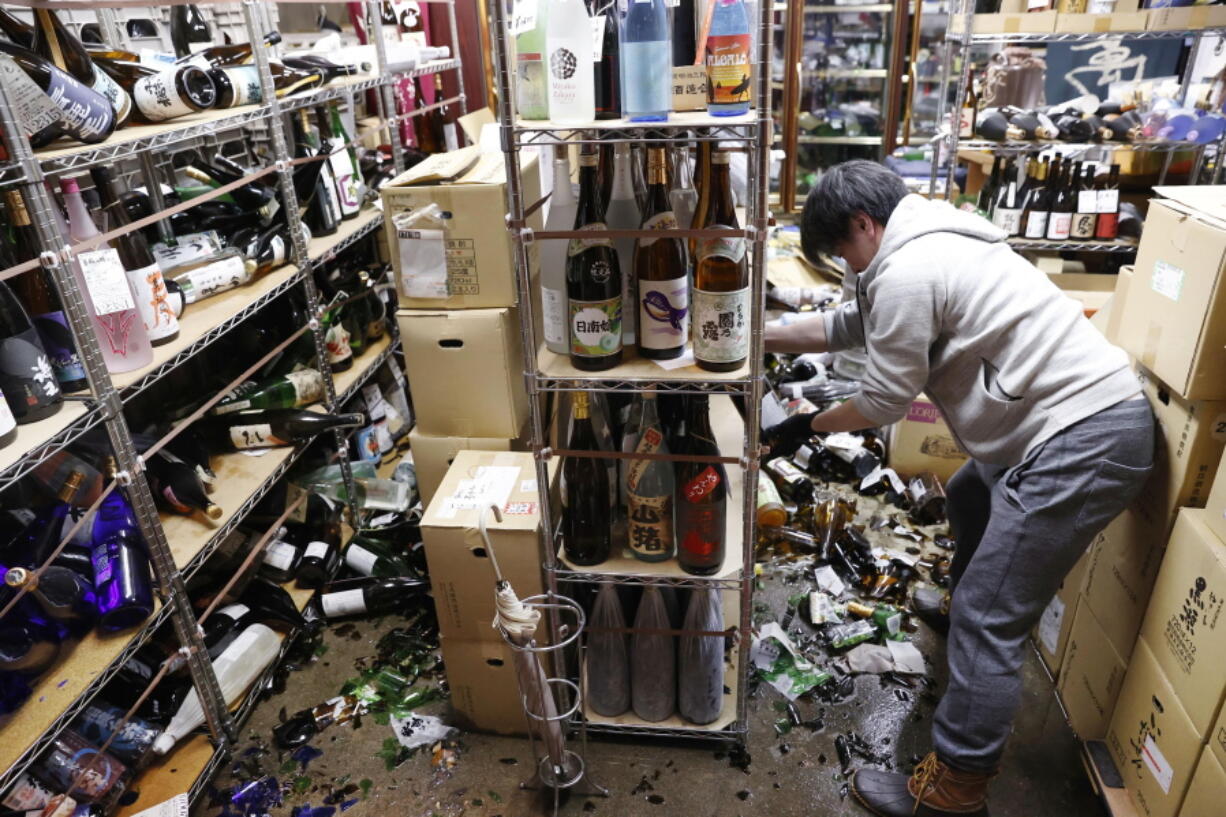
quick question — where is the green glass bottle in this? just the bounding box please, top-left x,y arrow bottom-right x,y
211,369 -> 324,415
342,535 -> 413,578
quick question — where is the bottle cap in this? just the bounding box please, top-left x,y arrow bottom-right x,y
153,732 -> 175,755
204,502 -> 223,520
4,566 -> 31,588
58,471 -> 85,504
712,150 -> 731,165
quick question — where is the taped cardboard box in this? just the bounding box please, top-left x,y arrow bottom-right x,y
1117,187 -> 1226,400
1138,508 -> 1226,736
950,11 -> 1057,34
1082,508 -> 1167,662
1106,638 -> 1201,817
382,146 -> 541,310
885,394 -> 969,483
1134,365 -> 1226,538
1056,11 -> 1149,33
1033,547 -> 1092,678
1048,271 -> 1117,317
1201,446 -> 1226,547
398,307 -> 528,438
1179,748 -> 1226,817
439,636 -> 532,736
1147,5 -> 1226,31
408,426 -> 523,508
421,451 -> 543,642
1057,596 -> 1128,740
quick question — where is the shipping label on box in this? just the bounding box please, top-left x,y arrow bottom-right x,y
1139,508 -> 1226,736
886,395 -> 968,483
1082,509 -> 1167,662
1034,548 -> 1092,677
1058,596 -> 1128,740
1180,749 -> 1226,817
408,426 -> 520,508
1107,638 -> 1202,817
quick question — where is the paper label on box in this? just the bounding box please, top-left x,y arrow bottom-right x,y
504,501 -> 537,515
906,401 -> 941,424
1142,734 -> 1174,794
1151,260 -> 1185,302
1038,595 -> 1065,655
438,465 -> 520,519
1211,413 -> 1226,442
398,228 -> 449,299
520,479 -> 538,493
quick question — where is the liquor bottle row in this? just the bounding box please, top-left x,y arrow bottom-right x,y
514,0 -> 753,123
542,141 -> 749,373
0,4 -> 373,150
562,391 -> 729,576
970,101 -> 1226,146
584,583 -> 726,726
979,155 -> 1121,242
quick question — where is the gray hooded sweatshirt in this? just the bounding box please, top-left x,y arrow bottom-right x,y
822,194 -> 1140,467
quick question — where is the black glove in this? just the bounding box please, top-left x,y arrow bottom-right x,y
762,412 -> 818,459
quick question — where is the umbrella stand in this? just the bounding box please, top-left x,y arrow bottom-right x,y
481,505 -> 608,812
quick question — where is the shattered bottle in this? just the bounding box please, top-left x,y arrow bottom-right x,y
907,473 -> 947,525
631,586 -> 676,722
763,457 -> 814,503
677,588 -> 724,725
586,583 -> 630,717
756,476 -> 787,528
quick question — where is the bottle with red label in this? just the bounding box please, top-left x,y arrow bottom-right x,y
674,395 -> 726,575
704,0 -> 752,117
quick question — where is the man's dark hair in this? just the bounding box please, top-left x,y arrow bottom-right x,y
800,160 -> 909,263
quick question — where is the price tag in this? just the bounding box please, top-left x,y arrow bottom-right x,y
78,248 -> 137,316
591,14 -> 606,61
510,0 -> 539,35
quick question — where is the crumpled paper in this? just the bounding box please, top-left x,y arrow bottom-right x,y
838,640 -> 927,675
390,713 -> 458,750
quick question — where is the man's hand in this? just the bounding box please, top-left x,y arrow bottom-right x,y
762,412 -> 818,459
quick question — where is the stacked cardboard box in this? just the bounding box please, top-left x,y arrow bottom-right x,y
1047,187 -> 1226,741
382,147 -> 541,505
419,450 -> 544,735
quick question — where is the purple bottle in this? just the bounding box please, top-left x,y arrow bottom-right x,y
90,458 -> 154,632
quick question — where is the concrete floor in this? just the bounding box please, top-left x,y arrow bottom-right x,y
195,565 -> 1106,817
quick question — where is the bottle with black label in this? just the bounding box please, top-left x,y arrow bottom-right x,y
31,7 -> 131,126
0,275 -> 62,425
567,147 -> 623,371
0,41 -> 117,147
693,150 -> 748,371
91,166 -> 180,345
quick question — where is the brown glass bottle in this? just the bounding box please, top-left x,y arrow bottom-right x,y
635,147 -> 689,360
692,150 -> 748,372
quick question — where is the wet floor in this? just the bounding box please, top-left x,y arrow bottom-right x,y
193,566 -> 1104,817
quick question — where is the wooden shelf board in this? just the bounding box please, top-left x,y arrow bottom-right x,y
537,345 -> 750,385
0,400 -> 90,478
332,334 -> 393,399
115,734 -> 215,817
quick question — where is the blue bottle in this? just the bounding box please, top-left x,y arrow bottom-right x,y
704,0 -> 752,117
91,467 -> 155,632
621,0 -> 672,122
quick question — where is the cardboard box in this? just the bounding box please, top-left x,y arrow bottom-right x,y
1107,638 -> 1202,817
1058,596 -> 1129,739
886,394 -> 969,483
1035,548 -> 1092,677
382,146 -> 541,310
1148,5 -> 1226,31
1117,188 -> 1226,400
1056,11 -> 1150,33
1048,271 -> 1117,317
1138,508 -> 1226,736
421,451 -> 543,641
1106,265 -> 1134,345
1180,748 -> 1226,817
951,11 -> 1058,34
1135,366 -> 1226,538
1211,696 -> 1226,771
1202,449 -> 1226,547
409,426 -> 519,508
398,307 -> 529,438
439,636 -> 529,735
1082,508 -> 1167,662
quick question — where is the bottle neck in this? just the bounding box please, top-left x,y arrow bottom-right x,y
706,157 -> 735,224
611,146 -> 635,198
576,157 -> 603,222
552,157 -> 575,207
639,394 -> 660,429
686,397 -> 713,439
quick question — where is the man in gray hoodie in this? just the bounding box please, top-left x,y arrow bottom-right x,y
763,160 -> 1153,817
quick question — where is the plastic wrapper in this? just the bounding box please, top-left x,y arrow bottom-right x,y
631,586 -> 676,721
678,588 -> 725,725
587,584 -> 630,717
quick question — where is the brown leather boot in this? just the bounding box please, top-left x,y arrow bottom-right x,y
850,752 -> 992,817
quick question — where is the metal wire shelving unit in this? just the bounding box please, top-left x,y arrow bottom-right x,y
927,2 -> 1226,218
487,2 -> 773,745
0,0 -> 465,806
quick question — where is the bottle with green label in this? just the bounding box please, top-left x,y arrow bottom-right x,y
211,369 -> 325,415
567,147 -> 622,371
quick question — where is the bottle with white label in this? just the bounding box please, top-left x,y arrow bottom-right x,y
260,535 -> 302,584
318,576 -> 428,619
545,0 -> 595,124
91,166 -> 180,345
567,148 -> 622,370
170,252 -> 256,304
212,369 -> 325,414
1071,164 -> 1098,241
153,624 -> 282,755
342,535 -> 414,578
195,409 -> 365,453
296,529 -> 340,589
606,144 -> 641,345
692,150 -> 748,371
94,59 -> 217,124
541,145 -> 577,354
991,174 -> 1022,237
636,146 -> 689,359
59,175 -> 154,373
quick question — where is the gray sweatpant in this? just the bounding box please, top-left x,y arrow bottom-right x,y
932,397 -> 1155,773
